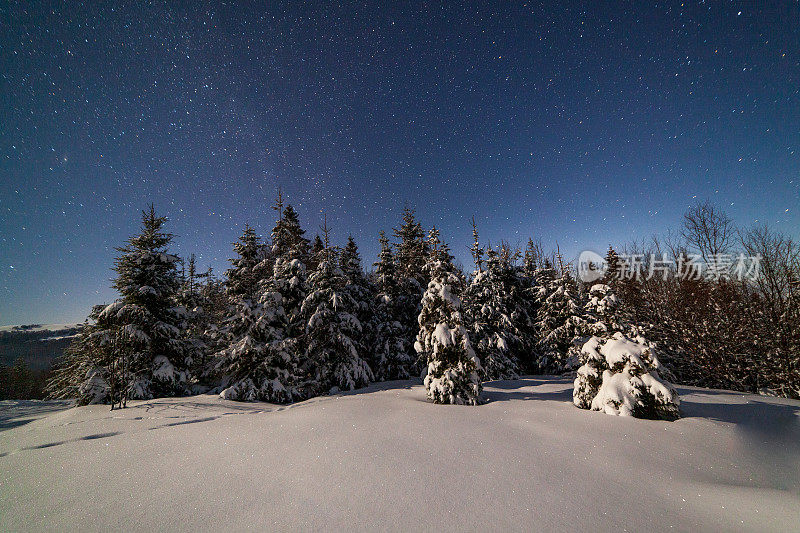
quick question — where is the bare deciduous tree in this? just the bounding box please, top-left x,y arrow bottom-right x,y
681,201 -> 735,262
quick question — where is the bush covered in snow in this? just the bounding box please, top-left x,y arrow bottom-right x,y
574,332 -> 680,420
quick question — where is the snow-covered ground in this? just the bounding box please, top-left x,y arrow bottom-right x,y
1,378 -> 798,532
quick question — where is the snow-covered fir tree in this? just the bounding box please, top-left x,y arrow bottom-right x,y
301,245 -> 373,393
464,245 -> 527,380
340,235 -> 376,364
272,204 -> 310,262
573,332 -> 680,420
573,282 -> 680,420
534,263 -> 586,373
108,206 -> 194,400
225,224 -> 265,299
464,221 -> 531,381
393,207 -> 428,287
371,231 -> 415,380
340,235 -> 372,325
49,207 -> 193,405
214,288 -> 299,403
266,202 -> 311,324
388,208 -> 430,375
415,233 -> 482,405
601,245 -> 622,286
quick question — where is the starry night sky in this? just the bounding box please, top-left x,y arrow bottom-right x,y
1,1 -> 799,325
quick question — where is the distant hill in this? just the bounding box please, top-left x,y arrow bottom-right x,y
0,324 -> 83,370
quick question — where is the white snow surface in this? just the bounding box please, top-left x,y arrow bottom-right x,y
1,378 -> 799,532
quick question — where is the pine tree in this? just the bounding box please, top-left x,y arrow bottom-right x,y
340,236 -> 371,314
602,245 -> 622,286
390,208 -> 430,374
465,248 -> 526,380
214,288 -> 299,403
393,207 -> 428,288
573,280 -> 680,419
535,265 -> 586,373
415,245 -> 482,405
302,245 -> 373,394
573,333 -> 680,420
272,203 -> 310,262
109,206 -> 192,400
340,235 -> 375,360
49,207 -> 192,405
225,225 -> 266,299
371,231 -> 414,380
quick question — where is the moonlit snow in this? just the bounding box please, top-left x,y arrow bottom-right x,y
1,378 -> 798,532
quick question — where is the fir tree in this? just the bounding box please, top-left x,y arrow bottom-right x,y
225,225 -> 265,299
49,207 -> 191,405
108,206 -> 192,400
272,203 -> 310,262
465,248 -> 525,380
340,235 -> 375,360
535,265 -> 586,373
573,333 -> 680,420
214,288 -> 299,403
602,245 -> 622,286
302,246 -> 373,393
415,246 -> 482,405
393,206 -> 428,288
371,231 -> 414,380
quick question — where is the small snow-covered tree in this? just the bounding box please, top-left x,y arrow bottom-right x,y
415,240 -> 482,405
573,332 -> 680,420
301,246 -> 373,394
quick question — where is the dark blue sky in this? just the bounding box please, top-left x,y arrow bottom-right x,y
2,1 -> 799,325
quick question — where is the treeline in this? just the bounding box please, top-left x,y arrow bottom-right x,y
45,197 -> 799,407
0,358 -> 51,400
609,203 -> 800,398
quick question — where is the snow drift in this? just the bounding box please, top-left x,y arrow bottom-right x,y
1,378 -> 798,532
